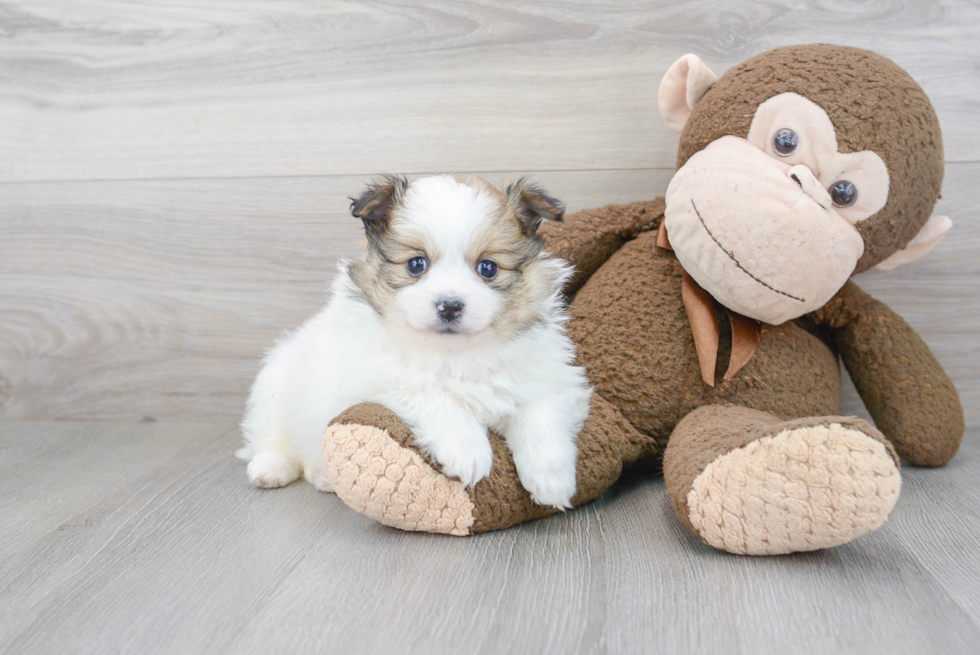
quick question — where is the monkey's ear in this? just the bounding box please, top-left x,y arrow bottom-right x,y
506,178 -> 565,235
658,54 -> 718,134
349,175 -> 409,234
875,215 -> 952,271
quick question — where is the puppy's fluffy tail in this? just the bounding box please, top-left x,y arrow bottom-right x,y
234,443 -> 255,461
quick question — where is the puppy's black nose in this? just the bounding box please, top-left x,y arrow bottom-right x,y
437,299 -> 464,322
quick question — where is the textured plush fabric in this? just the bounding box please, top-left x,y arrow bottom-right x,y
875,214 -> 953,271
538,197 -> 665,296
323,418 -> 476,535
809,282 -> 965,466
327,396 -> 658,534
662,405 -> 899,537
668,407 -> 901,555
568,219 -> 843,445
678,44 -> 944,273
470,394 -> 659,533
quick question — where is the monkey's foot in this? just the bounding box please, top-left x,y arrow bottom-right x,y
323,403 -> 562,536
665,407 -> 902,556
323,417 -> 477,536
323,399 -> 646,535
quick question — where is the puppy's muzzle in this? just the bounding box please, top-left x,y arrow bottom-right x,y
436,299 -> 464,323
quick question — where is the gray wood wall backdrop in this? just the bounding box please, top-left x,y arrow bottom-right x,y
1,0 -> 978,426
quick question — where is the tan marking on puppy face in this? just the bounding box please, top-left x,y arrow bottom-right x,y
451,174 -> 505,202
347,175 -> 567,339
466,203 -> 561,339
467,205 -> 540,281
348,219 -> 422,314
490,256 -> 570,340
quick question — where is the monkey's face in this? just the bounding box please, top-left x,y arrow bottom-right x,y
658,46 -> 950,326
664,93 -> 890,325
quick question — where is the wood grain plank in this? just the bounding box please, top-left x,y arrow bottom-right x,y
1,420 -> 978,655
0,420 -> 356,654
0,420 -> 222,560
0,169 -> 674,421
2,0 -> 979,183
885,430 -> 980,624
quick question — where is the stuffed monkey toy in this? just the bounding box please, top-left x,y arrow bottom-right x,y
322,45 -> 964,555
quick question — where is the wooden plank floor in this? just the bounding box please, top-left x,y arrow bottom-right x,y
1,420 -> 978,655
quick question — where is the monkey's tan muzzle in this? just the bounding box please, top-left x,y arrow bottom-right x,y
664,136 -> 865,325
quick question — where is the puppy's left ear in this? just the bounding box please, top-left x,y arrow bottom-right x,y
506,178 -> 565,235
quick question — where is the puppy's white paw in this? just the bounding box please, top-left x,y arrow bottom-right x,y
427,431 -> 493,489
247,451 -> 300,489
312,470 -> 335,493
516,456 -> 577,510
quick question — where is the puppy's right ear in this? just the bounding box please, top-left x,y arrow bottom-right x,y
350,175 -> 409,236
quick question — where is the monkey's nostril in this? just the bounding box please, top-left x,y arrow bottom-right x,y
787,164 -> 832,209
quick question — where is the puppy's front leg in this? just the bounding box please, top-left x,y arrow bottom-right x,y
406,401 -> 493,488
502,399 -> 582,509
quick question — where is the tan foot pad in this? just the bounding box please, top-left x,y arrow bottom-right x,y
323,423 -> 476,536
688,424 -> 901,555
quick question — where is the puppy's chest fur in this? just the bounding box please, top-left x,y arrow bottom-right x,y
439,367 -> 521,425
375,344 -> 527,427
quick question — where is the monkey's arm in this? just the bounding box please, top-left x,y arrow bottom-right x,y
539,198 -> 665,295
809,281 -> 964,466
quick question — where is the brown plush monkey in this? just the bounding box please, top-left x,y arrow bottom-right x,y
321,45 -> 964,555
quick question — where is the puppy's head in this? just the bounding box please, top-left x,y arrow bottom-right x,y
348,174 -> 566,341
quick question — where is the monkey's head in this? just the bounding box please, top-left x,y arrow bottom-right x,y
658,44 -> 951,325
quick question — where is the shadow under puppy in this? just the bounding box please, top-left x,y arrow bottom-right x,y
237,174 -> 592,509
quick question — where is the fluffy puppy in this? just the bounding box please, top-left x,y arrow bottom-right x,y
236,174 -> 592,508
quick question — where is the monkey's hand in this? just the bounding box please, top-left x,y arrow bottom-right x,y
539,197 -> 665,296
809,281 -> 964,467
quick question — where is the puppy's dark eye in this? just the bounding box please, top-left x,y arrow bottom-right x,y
476,260 -> 497,280
406,256 -> 428,277
773,128 -> 799,156
830,180 -> 858,207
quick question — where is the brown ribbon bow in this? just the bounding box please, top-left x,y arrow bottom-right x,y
657,221 -> 761,387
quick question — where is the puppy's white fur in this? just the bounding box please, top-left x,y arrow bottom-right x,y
237,175 -> 592,508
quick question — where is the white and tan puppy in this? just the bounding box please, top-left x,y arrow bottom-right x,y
237,174 -> 592,508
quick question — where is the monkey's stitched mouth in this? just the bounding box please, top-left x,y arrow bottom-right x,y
690,199 -> 805,303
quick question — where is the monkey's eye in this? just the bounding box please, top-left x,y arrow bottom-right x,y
773,128 -> 799,156
830,181 -> 858,208
476,260 -> 498,280
406,256 -> 428,276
